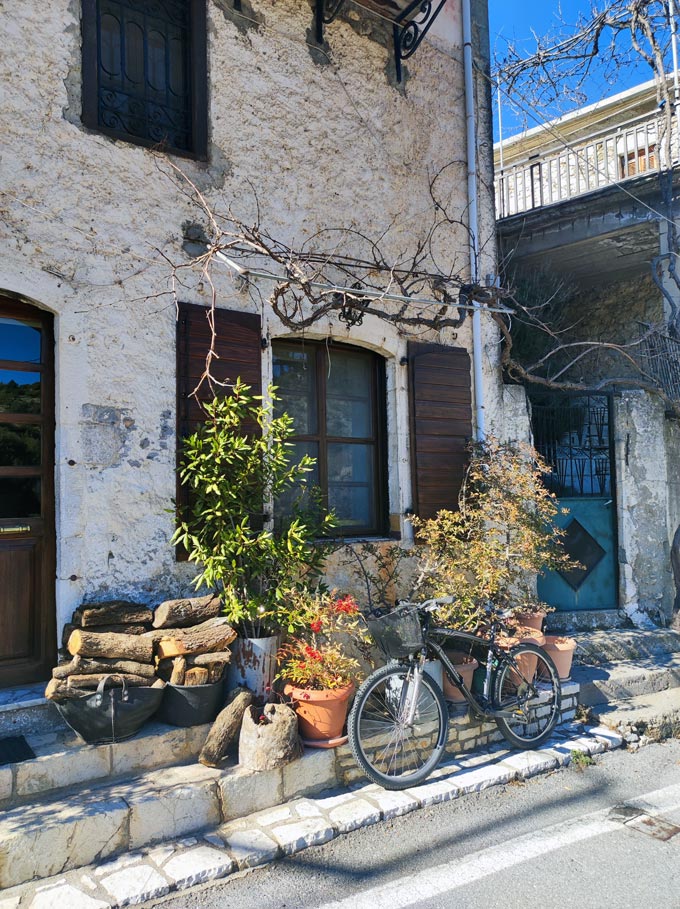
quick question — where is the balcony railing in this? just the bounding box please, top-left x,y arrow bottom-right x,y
495,109 -> 675,219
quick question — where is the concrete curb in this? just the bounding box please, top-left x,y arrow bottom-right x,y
0,723 -> 623,909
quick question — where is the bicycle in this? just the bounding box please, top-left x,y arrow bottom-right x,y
347,599 -> 562,790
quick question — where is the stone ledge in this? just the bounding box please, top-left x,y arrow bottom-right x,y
1,722 -> 621,907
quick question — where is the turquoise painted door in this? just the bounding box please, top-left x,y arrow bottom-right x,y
531,394 -> 618,612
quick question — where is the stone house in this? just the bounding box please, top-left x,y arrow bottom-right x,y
0,0 -> 520,691
495,78 -> 680,630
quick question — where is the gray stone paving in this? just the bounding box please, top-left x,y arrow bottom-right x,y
0,723 -> 623,909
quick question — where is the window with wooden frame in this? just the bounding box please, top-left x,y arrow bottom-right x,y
272,340 -> 388,537
81,0 -> 207,157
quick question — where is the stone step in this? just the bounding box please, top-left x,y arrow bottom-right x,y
571,628 -> 680,668
0,745 -> 339,890
572,653 -> 680,707
0,723 -> 623,909
592,688 -> 680,739
0,719 -> 212,809
0,682 -> 68,738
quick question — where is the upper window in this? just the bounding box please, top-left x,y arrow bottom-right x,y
272,340 -> 388,537
81,0 -> 207,157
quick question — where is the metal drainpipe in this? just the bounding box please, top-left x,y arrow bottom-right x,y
462,0 -> 485,441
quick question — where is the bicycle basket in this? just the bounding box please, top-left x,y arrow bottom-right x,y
366,604 -> 424,660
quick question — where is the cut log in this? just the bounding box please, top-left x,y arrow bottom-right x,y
85,623 -> 150,636
207,662 -> 226,683
169,657 -> 187,685
155,617 -> 237,659
67,629 -> 154,663
45,673 -> 157,700
73,600 -> 153,627
199,687 -> 255,767
152,594 -> 222,629
61,623 -> 76,648
239,703 -> 301,771
52,656 -> 156,680
67,673 -> 154,689
187,650 -> 232,667
184,667 -> 209,686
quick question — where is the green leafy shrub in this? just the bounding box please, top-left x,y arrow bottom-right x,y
173,379 -> 334,636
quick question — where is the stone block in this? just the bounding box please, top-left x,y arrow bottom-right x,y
499,750 -> 557,778
588,725 -> 624,748
100,865 -> 170,906
363,788 -> 420,820
15,746 -> 111,797
28,883 -> 111,909
0,766 -> 12,802
327,797 -> 381,833
452,762 -> 516,794
29,883 -> 111,909
110,725 -> 193,776
269,817 -> 335,855
163,845 -> 235,888
404,778 -> 458,807
217,825 -> 280,868
282,748 -> 337,800
0,796 -> 129,889
126,773 -> 221,850
218,766 -> 283,822
183,722 -> 213,757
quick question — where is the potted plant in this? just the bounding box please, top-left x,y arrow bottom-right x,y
411,437 -> 574,631
173,380 -> 335,698
542,635 -> 577,680
277,590 -> 365,746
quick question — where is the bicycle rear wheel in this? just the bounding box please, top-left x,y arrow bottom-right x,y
493,643 -> 561,749
347,663 -> 448,790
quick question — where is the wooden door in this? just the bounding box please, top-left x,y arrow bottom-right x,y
0,299 -> 56,687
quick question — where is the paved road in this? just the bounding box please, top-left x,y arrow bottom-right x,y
148,740 -> 680,909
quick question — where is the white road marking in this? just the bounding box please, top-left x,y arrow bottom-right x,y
314,783 -> 680,909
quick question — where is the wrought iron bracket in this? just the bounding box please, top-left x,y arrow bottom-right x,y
315,0 -> 349,44
393,0 -> 447,82
314,0 -> 448,82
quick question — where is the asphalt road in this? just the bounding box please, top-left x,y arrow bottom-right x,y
148,739 -> 680,909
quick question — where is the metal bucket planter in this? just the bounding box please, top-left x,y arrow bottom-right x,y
226,634 -> 280,701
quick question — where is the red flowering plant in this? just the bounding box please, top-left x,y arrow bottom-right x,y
276,589 -> 366,691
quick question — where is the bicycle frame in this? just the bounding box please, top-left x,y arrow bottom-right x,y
422,622 -> 541,721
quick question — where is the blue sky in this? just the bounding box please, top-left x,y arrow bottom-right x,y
488,0 -> 657,138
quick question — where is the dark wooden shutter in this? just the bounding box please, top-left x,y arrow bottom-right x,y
177,303 -> 262,438
408,342 -> 472,520
176,303 -> 262,556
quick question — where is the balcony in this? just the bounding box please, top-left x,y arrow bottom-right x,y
495,107 -> 676,220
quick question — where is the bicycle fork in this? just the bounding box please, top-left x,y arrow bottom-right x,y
401,656 -> 425,725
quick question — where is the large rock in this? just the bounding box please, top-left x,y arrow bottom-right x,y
238,704 -> 301,772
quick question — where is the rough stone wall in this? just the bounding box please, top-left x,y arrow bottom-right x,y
0,1 -> 505,636
614,391 -> 675,625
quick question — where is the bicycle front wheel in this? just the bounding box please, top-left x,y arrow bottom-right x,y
493,643 -> 561,749
347,663 -> 449,790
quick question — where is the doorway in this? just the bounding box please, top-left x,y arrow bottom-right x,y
530,392 -> 618,611
0,298 -> 56,687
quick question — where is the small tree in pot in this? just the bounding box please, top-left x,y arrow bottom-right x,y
410,436 -> 573,631
173,380 -> 334,647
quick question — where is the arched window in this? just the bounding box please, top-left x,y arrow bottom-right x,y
272,340 -> 388,536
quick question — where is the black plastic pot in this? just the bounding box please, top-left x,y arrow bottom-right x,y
157,680 -> 224,727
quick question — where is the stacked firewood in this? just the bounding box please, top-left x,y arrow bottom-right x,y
45,595 -> 236,700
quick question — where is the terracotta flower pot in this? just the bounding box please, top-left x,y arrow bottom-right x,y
512,608 -> 547,632
497,627 -> 545,680
442,654 -> 479,702
284,682 -> 354,741
542,635 -> 577,680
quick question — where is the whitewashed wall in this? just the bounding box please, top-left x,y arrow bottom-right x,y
0,0 -> 505,635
